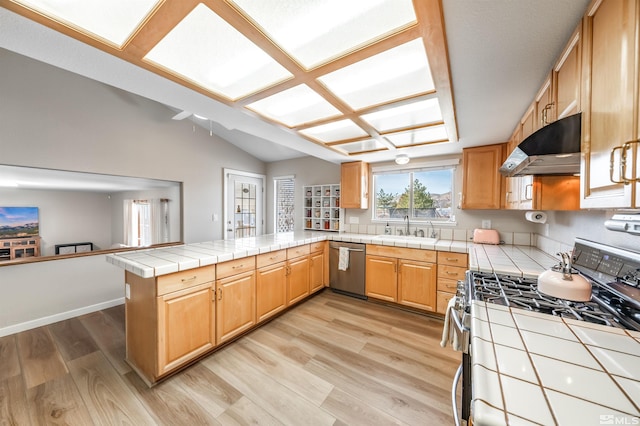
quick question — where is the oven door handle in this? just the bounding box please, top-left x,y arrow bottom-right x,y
452,362 -> 464,426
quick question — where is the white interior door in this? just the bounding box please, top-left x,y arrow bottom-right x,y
225,170 -> 264,240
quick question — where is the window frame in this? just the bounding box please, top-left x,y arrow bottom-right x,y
371,163 -> 456,223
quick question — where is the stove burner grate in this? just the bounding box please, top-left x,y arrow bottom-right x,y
471,272 -> 619,328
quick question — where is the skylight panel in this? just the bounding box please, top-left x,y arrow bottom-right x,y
299,119 -> 368,143
144,3 -> 293,100
318,38 -> 435,110
384,125 -> 448,147
361,98 -> 443,132
229,0 -> 416,69
333,139 -> 387,154
245,84 -> 341,127
13,0 -> 160,47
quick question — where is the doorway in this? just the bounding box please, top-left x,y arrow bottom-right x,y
224,169 -> 265,240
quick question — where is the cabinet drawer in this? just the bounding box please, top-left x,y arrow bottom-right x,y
366,245 -> 436,263
256,249 -> 287,269
310,241 -> 325,253
287,244 -> 310,259
437,251 -> 468,267
438,264 -> 467,281
437,277 -> 459,294
437,291 -> 456,314
216,257 -> 256,280
156,265 -> 215,296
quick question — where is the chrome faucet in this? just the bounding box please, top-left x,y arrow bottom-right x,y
404,215 -> 410,237
427,220 -> 437,238
417,229 -> 425,237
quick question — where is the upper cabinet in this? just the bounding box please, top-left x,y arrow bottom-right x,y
340,161 -> 369,209
581,0 -> 640,208
534,74 -> 554,130
554,25 -> 583,120
462,143 -> 506,209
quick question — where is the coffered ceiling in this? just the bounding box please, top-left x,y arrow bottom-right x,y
3,0 -> 455,159
0,0 -> 592,164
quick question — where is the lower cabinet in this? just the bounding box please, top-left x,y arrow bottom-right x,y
436,252 -> 468,314
256,261 -> 287,323
287,255 -> 310,305
157,282 -> 215,375
122,242 -> 331,385
309,242 -> 327,294
366,255 -> 398,302
216,270 -> 256,345
125,265 -> 216,385
398,259 -> 437,312
365,246 -> 437,312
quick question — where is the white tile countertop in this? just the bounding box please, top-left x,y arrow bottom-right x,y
471,301 -> 640,425
105,232 -> 472,278
468,243 -> 559,277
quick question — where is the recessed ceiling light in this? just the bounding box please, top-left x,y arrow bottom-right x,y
395,154 -> 410,165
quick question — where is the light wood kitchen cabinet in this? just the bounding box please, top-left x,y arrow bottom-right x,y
462,143 -> 506,209
287,245 -> 310,305
309,241 -> 326,294
215,269 -> 256,345
125,265 -> 216,385
365,245 -> 437,312
534,75 -> 554,130
436,252 -> 468,314
256,252 -> 287,323
397,259 -> 437,312
365,254 -> 398,301
553,24 -> 582,120
581,0 -> 640,208
340,161 -> 369,209
520,105 -> 536,140
157,282 -> 215,376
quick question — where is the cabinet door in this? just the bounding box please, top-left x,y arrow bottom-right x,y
534,75 -> 554,130
256,262 -> 287,323
581,0 -> 638,208
518,175 -> 534,210
398,259 -> 437,312
461,143 -> 505,209
309,250 -> 325,294
340,161 -> 369,209
520,105 -> 535,140
365,255 -> 397,302
216,271 -> 256,345
287,256 -> 310,305
157,282 -> 214,375
554,25 -> 582,120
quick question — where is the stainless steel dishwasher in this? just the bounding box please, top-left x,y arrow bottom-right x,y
329,241 -> 366,299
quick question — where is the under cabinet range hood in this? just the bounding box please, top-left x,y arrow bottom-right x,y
499,113 -> 582,177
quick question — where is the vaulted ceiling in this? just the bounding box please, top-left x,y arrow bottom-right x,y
0,0 -> 591,164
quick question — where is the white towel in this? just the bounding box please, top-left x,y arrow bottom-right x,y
440,296 -> 461,351
338,247 -> 350,271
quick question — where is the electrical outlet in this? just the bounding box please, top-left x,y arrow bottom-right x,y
482,220 -> 491,229
125,283 -> 131,300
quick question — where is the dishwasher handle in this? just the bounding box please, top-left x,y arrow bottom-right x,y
330,247 -> 364,252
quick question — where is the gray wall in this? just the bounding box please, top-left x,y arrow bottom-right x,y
0,48 -> 266,244
265,157 -> 342,233
0,48 -> 266,335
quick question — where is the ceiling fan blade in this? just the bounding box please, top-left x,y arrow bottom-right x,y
172,110 -> 192,120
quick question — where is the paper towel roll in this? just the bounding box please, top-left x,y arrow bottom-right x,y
525,211 -> 547,223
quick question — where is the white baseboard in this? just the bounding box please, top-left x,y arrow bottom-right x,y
0,297 -> 125,338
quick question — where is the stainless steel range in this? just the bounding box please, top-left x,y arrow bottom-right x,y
449,238 -> 640,426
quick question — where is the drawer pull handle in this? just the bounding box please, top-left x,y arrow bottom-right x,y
181,276 -> 197,282
446,271 -> 458,275
232,264 -> 244,269
446,258 -> 459,262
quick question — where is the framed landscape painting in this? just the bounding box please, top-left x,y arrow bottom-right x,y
0,207 -> 39,238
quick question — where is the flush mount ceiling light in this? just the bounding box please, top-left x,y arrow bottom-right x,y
5,0 -> 457,158
395,154 -> 410,165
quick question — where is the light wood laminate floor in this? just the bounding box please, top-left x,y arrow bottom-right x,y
0,290 -> 461,425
